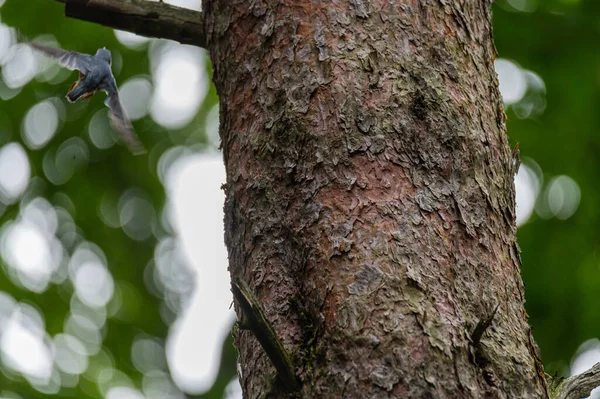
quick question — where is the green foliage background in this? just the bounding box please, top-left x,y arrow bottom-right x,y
0,0 -> 597,397
494,0 -> 600,374
0,0 -> 236,398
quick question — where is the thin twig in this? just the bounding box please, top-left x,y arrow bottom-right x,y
55,0 -> 205,47
548,362 -> 600,399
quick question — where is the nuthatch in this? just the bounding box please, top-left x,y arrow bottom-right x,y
29,42 -> 146,155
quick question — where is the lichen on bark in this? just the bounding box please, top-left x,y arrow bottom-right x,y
204,1 -> 548,397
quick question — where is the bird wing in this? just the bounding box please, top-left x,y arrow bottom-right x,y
29,42 -> 92,75
104,82 -> 146,155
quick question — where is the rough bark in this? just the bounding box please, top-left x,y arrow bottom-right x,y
204,1 -> 547,398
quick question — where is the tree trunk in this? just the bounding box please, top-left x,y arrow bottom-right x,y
203,1 -> 548,398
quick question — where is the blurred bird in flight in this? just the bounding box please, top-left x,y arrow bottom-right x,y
29,42 -> 146,155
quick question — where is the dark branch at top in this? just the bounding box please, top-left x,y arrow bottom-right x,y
56,0 -> 204,47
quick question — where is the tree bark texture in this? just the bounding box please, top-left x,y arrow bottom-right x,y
204,1 -> 548,398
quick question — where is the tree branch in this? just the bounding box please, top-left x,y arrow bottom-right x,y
231,277 -> 300,392
548,362 -> 600,399
55,0 -> 204,47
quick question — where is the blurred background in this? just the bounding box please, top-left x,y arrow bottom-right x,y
0,0 -> 597,397
0,0 -> 239,398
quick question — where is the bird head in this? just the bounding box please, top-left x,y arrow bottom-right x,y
96,47 -> 112,66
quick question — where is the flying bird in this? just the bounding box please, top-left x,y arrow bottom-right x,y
29,42 -> 146,155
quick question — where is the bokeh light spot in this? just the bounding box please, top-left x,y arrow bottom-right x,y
132,336 -> 167,373
119,77 -> 153,121
2,43 -> 37,89
23,99 -> 59,149
571,339 -> 600,398
0,143 -> 30,203
164,0 -> 200,10
53,333 -> 89,375
224,378 -> 243,399
150,44 -> 208,129
64,313 -> 103,356
0,23 -> 15,64
119,188 -> 156,241
515,160 -> 542,226
0,309 -> 52,383
495,58 -> 527,105
504,0 -> 537,12
73,261 -> 115,308
0,206 -> 63,293
163,154 -> 235,394
205,104 -> 220,149
545,175 -> 581,220
105,386 -> 145,399
43,137 -> 89,185
88,110 -> 117,150
114,30 -> 151,49
143,370 -> 184,399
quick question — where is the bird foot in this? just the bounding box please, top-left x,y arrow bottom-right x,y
80,89 -> 98,101
68,80 -> 80,92
68,72 -> 86,92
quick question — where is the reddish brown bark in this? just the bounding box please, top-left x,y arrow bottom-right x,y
204,1 -> 547,397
